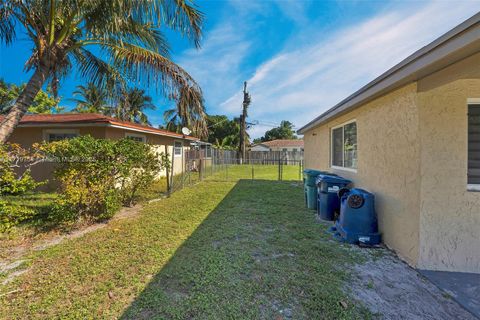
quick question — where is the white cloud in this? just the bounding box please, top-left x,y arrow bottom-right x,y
275,0 -> 310,25
220,2 -> 480,138
176,21 -> 252,110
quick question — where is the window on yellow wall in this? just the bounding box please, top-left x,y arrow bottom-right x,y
174,141 -> 183,156
331,121 -> 357,170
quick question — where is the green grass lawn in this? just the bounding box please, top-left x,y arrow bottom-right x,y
0,175 -> 371,319
204,164 -> 303,181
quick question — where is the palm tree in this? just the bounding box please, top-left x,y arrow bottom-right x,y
71,83 -> 111,114
116,88 -> 155,125
164,85 -> 208,138
0,0 -> 203,143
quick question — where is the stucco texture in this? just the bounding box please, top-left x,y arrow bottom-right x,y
417,52 -> 480,273
303,52 -> 480,273
304,83 -> 421,266
8,126 -> 190,189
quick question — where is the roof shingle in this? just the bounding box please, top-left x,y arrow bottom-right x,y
255,139 -> 304,148
1,113 -> 197,140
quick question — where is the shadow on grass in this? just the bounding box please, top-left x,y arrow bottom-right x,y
120,179 -> 369,320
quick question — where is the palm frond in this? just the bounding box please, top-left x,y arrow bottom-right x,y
0,1 -> 16,45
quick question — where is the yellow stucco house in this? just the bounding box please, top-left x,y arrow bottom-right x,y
298,14 -> 480,273
5,113 -> 198,189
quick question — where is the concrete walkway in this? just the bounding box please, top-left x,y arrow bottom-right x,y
420,270 -> 480,319
348,248 -> 477,320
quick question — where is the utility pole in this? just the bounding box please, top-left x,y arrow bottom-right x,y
239,81 -> 251,164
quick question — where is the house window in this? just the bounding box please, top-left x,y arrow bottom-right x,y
282,148 -> 288,152
44,129 -> 79,142
174,141 -> 183,156
468,104 -> 480,188
125,133 -> 146,143
204,145 -> 212,158
331,121 -> 357,170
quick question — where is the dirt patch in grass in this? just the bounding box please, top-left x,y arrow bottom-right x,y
347,248 -> 476,319
0,203 -> 145,285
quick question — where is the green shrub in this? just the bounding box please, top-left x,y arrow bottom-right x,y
0,200 -> 35,232
0,143 -> 44,195
115,139 -> 170,206
38,136 -> 168,223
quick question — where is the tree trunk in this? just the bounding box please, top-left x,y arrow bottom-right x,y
0,64 -> 50,143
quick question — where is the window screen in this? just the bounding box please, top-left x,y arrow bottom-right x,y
126,135 -> 145,143
344,122 -> 357,168
468,104 -> 480,184
174,141 -> 183,156
332,127 -> 343,167
205,145 -> 212,158
331,122 -> 357,169
48,133 -> 78,142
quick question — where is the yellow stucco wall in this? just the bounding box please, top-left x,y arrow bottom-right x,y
303,52 -> 480,273
8,126 -> 107,190
304,83 -> 421,266
7,126 -> 191,188
417,52 -> 480,273
105,128 -> 189,176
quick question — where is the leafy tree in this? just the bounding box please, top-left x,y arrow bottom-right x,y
260,120 -> 297,142
115,88 -> 155,125
0,80 -> 62,114
37,136 -> 168,222
71,83 -> 111,114
0,0 -> 203,143
206,115 -> 241,149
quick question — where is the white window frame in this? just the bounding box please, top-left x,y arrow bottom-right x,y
204,145 -> 212,159
467,98 -> 480,191
43,129 -> 79,142
125,132 -> 146,143
174,140 -> 183,157
330,119 -> 357,173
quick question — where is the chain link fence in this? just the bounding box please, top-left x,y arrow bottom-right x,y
168,149 -> 304,194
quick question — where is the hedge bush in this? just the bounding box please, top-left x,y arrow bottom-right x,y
0,200 -> 35,232
0,143 -> 44,195
38,136 -> 168,223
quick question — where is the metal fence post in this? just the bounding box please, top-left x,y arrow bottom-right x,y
278,158 -> 281,181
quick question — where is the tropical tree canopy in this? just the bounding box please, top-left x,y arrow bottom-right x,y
164,85 -> 207,139
0,0 -> 204,142
115,88 -> 156,125
0,80 -> 62,114
258,120 -> 297,142
71,83 -> 111,114
206,115 -> 241,150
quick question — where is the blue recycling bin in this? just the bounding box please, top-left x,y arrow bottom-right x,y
303,169 -> 331,210
316,174 -> 351,221
334,188 -> 381,245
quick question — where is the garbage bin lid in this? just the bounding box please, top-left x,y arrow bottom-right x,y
348,188 -> 374,197
315,174 -> 351,185
303,169 -> 328,176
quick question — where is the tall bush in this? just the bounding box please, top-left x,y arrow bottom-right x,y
0,143 -> 44,195
0,200 -> 35,232
38,136 -> 168,223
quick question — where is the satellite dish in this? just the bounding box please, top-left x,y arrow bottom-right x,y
181,127 -> 191,135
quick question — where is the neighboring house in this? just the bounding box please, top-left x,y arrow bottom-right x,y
5,113 -> 197,189
298,14 -> 480,274
251,139 -> 304,152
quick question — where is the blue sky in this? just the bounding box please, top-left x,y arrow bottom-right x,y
1,1 -> 480,138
